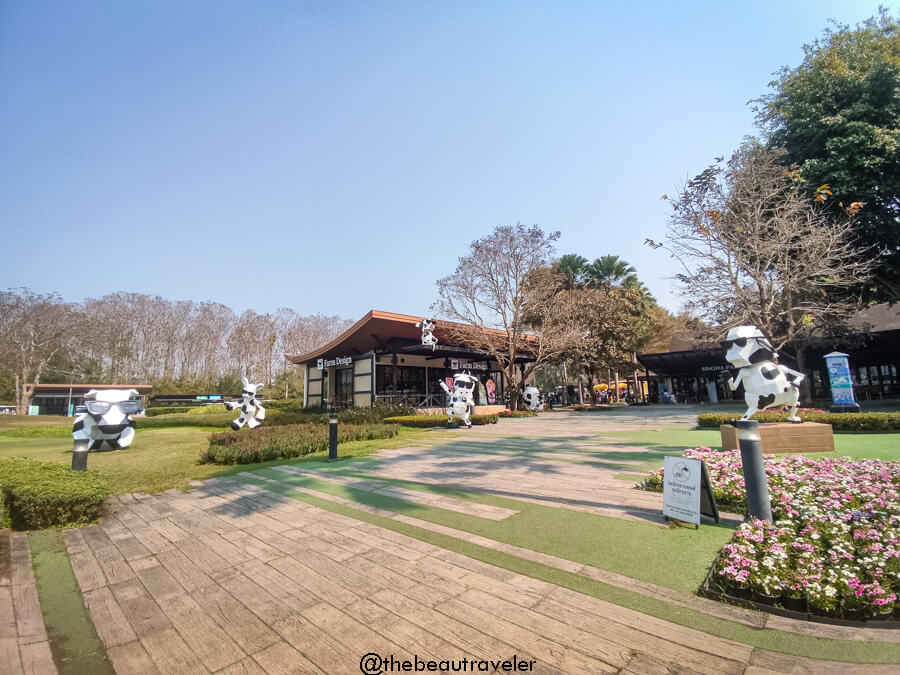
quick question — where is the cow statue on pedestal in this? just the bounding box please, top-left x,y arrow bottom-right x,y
439,372 -> 477,428
72,388 -> 142,452
225,377 -> 266,430
722,325 -> 805,422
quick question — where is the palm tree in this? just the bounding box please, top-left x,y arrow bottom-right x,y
554,254 -> 589,291
585,255 -> 638,291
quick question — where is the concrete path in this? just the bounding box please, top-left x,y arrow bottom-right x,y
0,531 -> 57,675
64,478 -> 896,674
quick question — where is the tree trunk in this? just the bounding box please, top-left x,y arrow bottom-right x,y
795,347 -> 812,405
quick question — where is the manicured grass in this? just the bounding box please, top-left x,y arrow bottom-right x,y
0,422 -> 442,494
29,530 -> 113,674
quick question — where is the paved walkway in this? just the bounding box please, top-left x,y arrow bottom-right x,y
62,476 -> 895,674
1,532 -> 57,675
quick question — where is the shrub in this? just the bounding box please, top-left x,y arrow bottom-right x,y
498,410 -> 536,418
135,412 -> 237,430
186,403 -> 228,415
0,458 -> 109,530
199,422 -> 399,465
697,411 -> 900,432
382,414 -> 499,428
144,406 -> 197,417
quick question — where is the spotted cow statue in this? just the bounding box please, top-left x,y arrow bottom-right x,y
522,386 -> 542,411
416,318 -> 438,351
72,388 -> 142,452
439,372 -> 477,428
225,377 -> 266,430
722,325 -> 805,422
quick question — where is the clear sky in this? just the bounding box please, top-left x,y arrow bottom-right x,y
0,1 -> 888,320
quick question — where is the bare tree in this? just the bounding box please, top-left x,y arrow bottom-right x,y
661,143 -> 876,397
432,223 -> 582,409
0,289 -> 77,413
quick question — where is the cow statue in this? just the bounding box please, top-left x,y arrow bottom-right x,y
416,318 -> 438,351
522,386 -> 542,411
439,372 -> 477,428
225,377 -> 266,430
722,325 -> 805,422
71,388 -> 143,470
72,388 -> 142,453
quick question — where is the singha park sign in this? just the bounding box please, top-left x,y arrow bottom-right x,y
317,356 -> 353,369
662,456 -> 719,528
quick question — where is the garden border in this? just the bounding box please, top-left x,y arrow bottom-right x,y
699,554 -> 900,629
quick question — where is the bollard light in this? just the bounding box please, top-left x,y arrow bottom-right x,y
71,440 -> 89,472
735,419 -> 772,522
328,414 -> 339,461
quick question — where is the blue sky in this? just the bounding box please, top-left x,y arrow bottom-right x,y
0,1 -> 888,320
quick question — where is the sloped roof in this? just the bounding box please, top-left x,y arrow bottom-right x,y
286,310 -> 534,364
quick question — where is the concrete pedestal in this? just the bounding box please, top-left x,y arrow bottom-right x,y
720,422 -> 834,454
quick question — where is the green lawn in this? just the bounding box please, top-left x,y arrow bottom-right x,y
0,415 -> 441,494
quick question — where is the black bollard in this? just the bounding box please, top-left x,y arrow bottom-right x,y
328,414 -> 338,461
735,419 -> 772,522
71,441 -> 88,472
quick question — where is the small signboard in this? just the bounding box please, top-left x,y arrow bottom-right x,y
450,359 -> 488,371
317,356 -> 353,369
663,456 -> 719,528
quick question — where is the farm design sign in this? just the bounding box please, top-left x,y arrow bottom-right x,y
317,356 -> 353,369
450,360 -> 488,371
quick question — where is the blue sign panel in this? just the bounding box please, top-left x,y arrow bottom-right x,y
825,352 -> 857,407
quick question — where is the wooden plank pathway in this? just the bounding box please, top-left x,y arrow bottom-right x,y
57,477 -> 897,674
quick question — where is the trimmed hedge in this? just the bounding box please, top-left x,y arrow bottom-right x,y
0,458 -> 109,530
144,406 -> 198,416
697,411 -> 900,432
498,410 -> 537,418
382,414 -> 499,428
199,422 -> 400,465
135,412 -> 237,429
186,403 -> 228,415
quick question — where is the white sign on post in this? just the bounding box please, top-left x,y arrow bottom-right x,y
663,455 -> 701,526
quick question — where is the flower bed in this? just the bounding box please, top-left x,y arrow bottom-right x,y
642,448 -> 900,620
498,410 -> 537,418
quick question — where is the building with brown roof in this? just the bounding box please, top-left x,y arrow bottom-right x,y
287,310 -> 535,410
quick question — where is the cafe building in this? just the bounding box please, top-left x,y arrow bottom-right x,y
287,310 -> 534,411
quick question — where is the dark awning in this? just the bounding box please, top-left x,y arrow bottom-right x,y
636,348 -> 730,378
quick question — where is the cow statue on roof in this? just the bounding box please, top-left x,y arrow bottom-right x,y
416,318 -> 438,351
225,377 -> 266,430
439,372 -> 477,428
722,325 -> 805,422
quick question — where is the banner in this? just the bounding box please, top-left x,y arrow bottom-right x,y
824,351 -> 858,408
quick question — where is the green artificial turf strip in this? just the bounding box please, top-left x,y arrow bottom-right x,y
614,473 -> 648,482
28,530 -> 113,675
256,466 -> 733,594
237,474 -> 900,664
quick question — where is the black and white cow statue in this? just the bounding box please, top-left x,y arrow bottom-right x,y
72,388 -> 142,452
522,386 -> 542,411
439,372 -> 477,428
416,318 -> 438,351
225,377 -> 266,430
722,325 -> 805,422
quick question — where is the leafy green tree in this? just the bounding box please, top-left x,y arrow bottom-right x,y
757,9 -> 900,299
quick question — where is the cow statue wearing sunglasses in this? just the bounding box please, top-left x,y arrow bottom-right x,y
722,325 -> 805,422
225,377 -> 266,430
72,388 -> 142,455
